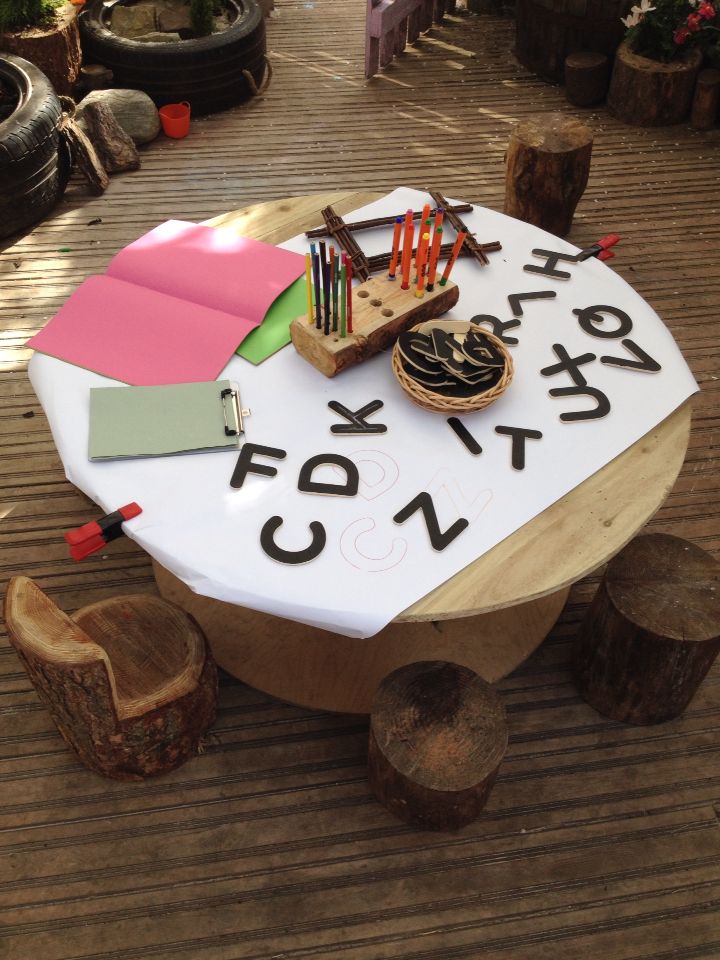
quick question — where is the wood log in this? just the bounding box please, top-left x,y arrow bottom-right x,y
607,42 -> 702,127
564,51 -> 609,107
515,0 -> 631,82
60,114 -> 110,194
81,101 -> 141,174
368,661 -> 508,830
690,68 -> 720,131
4,577 -> 218,780
290,275 -> 458,377
573,533 -> 720,725
0,3 -> 81,96
503,114 -> 593,237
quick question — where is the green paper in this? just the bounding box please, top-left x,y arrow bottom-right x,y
235,275 -> 308,365
89,380 -> 239,460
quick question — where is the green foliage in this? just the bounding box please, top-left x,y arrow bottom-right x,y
0,0 -> 63,32
190,0 -> 214,36
623,0 -> 720,62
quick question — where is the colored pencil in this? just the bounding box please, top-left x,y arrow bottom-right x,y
332,254 -> 340,332
400,219 -> 415,291
345,254 -> 353,334
340,261 -> 347,337
426,225 -> 443,292
415,231 -> 430,298
321,246 -> 330,335
388,216 -> 403,280
311,243 -> 322,329
439,231 -> 467,286
305,253 -> 313,324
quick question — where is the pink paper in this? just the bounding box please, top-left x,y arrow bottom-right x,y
106,220 -> 305,325
28,276 -> 257,385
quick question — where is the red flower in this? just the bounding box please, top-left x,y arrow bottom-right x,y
698,2 -> 716,19
687,12 -> 702,29
674,25 -> 690,43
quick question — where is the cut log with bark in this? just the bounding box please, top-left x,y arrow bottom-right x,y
4,577 -> 218,780
564,51 -> 610,107
81,100 -> 141,173
504,114 -> 593,237
368,660 -> 508,830
0,4 -> 81,96
60,112 -> 109,194
573,533 -> 720,725
607,42 -> 702,126
690,68 -> 720,131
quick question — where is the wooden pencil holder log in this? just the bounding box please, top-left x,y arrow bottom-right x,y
573,533 -> 720,725
392,322 -> 513,414
289,275 -> 459,378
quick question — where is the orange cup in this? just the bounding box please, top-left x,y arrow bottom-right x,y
158,101 -> 191,139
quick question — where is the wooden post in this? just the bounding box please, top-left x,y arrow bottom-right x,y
368,661 -> 508,830
573,534 -> 720,725
690,69 -> 720,131
504,114 -> 593,237
564,52 -> 610,107
4,577 -> 218,780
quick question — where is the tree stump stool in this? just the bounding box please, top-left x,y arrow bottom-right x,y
564,52 -> 610,107
368,661 -> 508,830
4,576 -> 218,780
573,534 -> 720,725
690,69 -> 720,131
503,114 -> 593,237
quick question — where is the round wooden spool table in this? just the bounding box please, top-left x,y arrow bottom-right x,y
153,191 -> 693,714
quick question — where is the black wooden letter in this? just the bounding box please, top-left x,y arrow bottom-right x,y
328,400 -> 387,435
540,344 -> 597,386
494,425 -> 543,470
393,492 -> 469,551
549,385 -> 611,422
573,304 -> 633,339
298,453 -> 360,497
260,517 -> 326,565
230,443 -> 287,489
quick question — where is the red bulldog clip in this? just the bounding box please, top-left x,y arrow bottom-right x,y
64,503 -> 142,560
576,234 -> 621,263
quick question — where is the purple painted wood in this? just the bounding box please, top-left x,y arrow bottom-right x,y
366,0 -> 448,78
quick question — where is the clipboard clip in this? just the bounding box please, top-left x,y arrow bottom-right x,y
221,387 -> 251,438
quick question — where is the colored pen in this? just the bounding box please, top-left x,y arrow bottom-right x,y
388,216 -> 403,280
426,225 -> 443,292
439,231 -> 466,286
415,231 -> 430,298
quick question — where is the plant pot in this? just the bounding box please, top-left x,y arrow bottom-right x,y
607,41 -> 703,126
0,3 -> 81,96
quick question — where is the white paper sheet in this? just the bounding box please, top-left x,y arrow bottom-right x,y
28,188 -> 699,638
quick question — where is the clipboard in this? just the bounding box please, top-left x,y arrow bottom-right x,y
88,379 -> 249,461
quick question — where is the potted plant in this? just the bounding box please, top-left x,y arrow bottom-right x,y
0,0 -> 82,95
608,0 -> 718,124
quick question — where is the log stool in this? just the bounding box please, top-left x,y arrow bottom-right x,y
573,534 -> 720,725
503,114 -> 593,237
564,52 -> 610,108
368,661 -> 508,831
4,576 -> 218,780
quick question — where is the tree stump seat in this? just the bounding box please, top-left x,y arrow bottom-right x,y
4,576 -> 218,780
368,661 -> 508,831
503,113 -> 593,237
573,534 -> 720,725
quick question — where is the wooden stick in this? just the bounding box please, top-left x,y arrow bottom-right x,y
367,240 -> 500,273
305,203 -> 474,238
430,189 -> 493,266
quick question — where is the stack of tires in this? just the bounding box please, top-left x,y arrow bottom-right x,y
0,54 -> 70,241
79,0 -> 267,116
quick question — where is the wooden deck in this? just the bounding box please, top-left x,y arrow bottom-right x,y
1,2 -> 719,957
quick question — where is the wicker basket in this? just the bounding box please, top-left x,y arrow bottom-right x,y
391,321 -> 514,414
